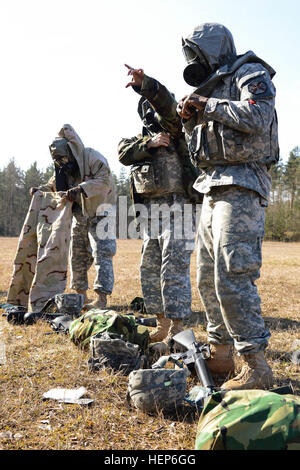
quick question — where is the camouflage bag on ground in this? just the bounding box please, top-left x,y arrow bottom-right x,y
127,356 -> 189,414
50,315 -> 74,334
69,310 -> 150,350
195,389 -> 300,450
23,293 -> 85,324
88,332 -> 148,375
4,294 -> 85,325
50,293 -> 85,316
130,297 -> 147,314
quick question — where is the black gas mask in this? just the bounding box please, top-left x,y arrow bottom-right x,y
182,42 -> 210,87
49,138 -> 73,168
49,138 -> 79,191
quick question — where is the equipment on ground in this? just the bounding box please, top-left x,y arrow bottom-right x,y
171,329 -> 217,406
4,293 -> 85,325
127,362 -> 189,414
171,328 -> 294,407
88,331 -> 148,375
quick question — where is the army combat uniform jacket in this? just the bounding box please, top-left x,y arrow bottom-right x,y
119,74 -> 201,206
183,55 -> 278,202
118,78 -> 198,320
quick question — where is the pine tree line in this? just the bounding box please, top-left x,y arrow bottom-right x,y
266,146 -> 300,241
0,146 -> 299,240
0,160 -> 132,237
0,160 -> 54,237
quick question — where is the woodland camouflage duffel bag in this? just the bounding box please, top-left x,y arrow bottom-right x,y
195,389 -> 300,450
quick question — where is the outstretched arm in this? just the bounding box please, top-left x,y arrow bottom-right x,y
124,64 -> 183,137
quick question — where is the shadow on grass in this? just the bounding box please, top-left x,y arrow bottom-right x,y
109,304 -> 133,312
184,310 -> 206,327
267,349 -> 294,362
126,401 -> 201,424
271,378 -> 300,396
264,316 -> 300,331
160,403 -> 201,424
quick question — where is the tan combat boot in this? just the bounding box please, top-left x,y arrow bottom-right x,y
75,289 -> 88,304
166,319 -> 184,341
149,313 -> 171,343
85,291 -> 107,310
206,344 -> 235,379
221,351 -> 273,391
164,319 -> 185,352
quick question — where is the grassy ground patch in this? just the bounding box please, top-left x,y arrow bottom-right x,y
0,239 -> 299,450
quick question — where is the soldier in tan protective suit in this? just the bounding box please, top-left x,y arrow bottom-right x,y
31,124 -> 117,309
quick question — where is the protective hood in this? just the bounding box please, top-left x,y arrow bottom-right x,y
182,23 -> 275,93
183,23 -> 237,77
58,124 -> 85,180
54,124 -> 116,216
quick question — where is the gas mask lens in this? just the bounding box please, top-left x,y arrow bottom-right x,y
182,45 -> 198,64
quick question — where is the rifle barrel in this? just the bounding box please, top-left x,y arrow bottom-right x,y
194,353 -> 214,390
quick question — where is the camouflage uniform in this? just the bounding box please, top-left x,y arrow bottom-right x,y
7,191 -> 72,312
181,24 -> 279,353
118,76 -> 200,320
139,195 -> 194,318
70,208 -> 116,295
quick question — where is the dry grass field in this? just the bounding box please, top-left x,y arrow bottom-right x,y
0,238 -> 299,450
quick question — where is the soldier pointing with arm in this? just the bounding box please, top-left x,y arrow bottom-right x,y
118,65 -> 201,347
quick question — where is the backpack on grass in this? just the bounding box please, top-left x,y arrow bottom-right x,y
88,331 -> 148,375
69,310 -> 150,351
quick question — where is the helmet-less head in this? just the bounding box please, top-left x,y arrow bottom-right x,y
182,23 -> 237,87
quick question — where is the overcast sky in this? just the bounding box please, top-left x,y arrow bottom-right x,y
0,0 -> 299,176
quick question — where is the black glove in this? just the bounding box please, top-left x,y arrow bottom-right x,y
65,186 -> 81,202
30,187 -> 40,196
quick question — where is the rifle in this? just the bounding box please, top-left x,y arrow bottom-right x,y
171,328 -> 294,407
171,328 -> 218,406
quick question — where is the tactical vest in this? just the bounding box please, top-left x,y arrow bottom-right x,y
188,67 -> 279,168
131,142 -> 185,199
